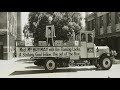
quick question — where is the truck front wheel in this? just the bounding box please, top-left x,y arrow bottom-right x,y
44,59 -> 56,72
100,57 -> 112,70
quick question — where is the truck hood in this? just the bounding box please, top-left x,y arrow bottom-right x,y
95,46 -> 109,49
94,45 -> 110,54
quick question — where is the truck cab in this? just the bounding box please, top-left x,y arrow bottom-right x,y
76,31 -> 110,58
75,30 -> 113,70
79,31 -> 95,58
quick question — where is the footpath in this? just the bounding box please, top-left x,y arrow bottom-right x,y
0,57 -> 120,78
0,57 -> 30,78
112,59 -> 120,64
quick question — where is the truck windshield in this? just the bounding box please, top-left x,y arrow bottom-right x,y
88,34 -> 93,42
81,33 -> 86,41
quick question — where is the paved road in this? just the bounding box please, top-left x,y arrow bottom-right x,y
0,58 -> 118,78
0,58 -> 120,78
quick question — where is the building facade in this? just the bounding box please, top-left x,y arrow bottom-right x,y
85,12 -> 120,59
0,12 -> 21,60
17,12 -> 22,41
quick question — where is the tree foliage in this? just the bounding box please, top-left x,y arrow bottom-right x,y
25,12 -> 82,45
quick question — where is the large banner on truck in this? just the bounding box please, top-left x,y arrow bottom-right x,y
16,47 -> 81,59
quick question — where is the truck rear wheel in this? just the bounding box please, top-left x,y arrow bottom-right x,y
100,57 -> 112,70
44,59 -> 56,72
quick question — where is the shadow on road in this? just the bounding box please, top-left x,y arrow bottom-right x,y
25,66 -> 44,69
9,70 -> 46,76
15,59 -> 34,64
15,59 -> 33,62
9,66 -> 101,76
23,61 -> 34,64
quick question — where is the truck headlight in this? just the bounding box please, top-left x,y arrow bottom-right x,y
113,50 -> 117,56
110,50 -> 117,56
110,50 -> 114,56
107,53 -> 110,56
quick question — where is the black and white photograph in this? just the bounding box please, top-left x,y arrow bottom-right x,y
0,12 -> 120,78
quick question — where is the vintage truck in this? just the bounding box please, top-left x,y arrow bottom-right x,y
16,30 -> 116,72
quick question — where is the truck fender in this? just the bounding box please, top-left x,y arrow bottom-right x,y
99,53 -> 110,59
97,53 -> 110,64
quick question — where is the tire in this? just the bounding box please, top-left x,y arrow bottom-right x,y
44,59 -> 56,72
100,57 -> 112,70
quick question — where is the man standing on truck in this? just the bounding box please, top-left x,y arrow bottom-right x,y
45,16 -> 56,46
47,27 -> 53,46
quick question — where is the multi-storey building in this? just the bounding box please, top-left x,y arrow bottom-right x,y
17,12 -> 22,41
0,12 -> 21,60
85,12 -> 120,59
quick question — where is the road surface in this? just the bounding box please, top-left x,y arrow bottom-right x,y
1,58 -> 120,78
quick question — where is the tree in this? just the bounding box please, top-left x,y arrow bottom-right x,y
26,12 -> 82,45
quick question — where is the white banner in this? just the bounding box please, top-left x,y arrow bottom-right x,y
16,47 -> 81,58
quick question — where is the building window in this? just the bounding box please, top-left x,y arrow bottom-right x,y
92,19 -> 95,30
0,12 -> 7,29
100,16 -> 103,28
106,13 -> 111,26
115,12 -> 120,24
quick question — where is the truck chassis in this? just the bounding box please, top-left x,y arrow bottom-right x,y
33,53 -> 112,72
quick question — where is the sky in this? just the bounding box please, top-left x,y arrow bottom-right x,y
21,12 -> 29,30
21,12 -> 29,40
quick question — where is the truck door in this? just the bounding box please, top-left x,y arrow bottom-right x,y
87,33 -> 95,58
80,33 -> 87,58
